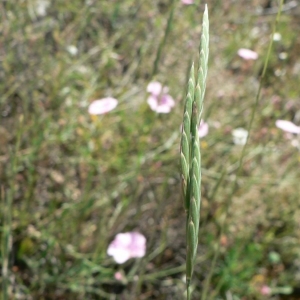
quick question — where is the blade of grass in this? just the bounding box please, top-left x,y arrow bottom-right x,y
152,0 -> 176,77
1,115 -> 23,300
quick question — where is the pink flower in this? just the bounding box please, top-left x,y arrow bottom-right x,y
198,120 -> 209,138
107,232 -> 146,264
88,97 -> 118,115
237,48 -> 258,60
276,120 -> 300,134
147,81 -> 175,114
260,285 -> 271,296
114,271 -> 123,281
181,0 -> 194,4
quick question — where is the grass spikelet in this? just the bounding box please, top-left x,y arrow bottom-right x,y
180,4 -> 209,300
180,63 -> 195,212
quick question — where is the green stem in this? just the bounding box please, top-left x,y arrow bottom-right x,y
1,115 -> 23,300
152,0 -> 176,77
187,280 -> 191,300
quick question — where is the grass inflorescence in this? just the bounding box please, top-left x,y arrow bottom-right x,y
180,5 -> 209,299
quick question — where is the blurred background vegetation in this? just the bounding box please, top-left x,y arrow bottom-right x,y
1,0 -> 300,299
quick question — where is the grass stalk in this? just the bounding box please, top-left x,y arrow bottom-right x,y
1,115 -> 23,300
152,0 -> 176,77
1,186 -> 10,300
180,5 -> 209,299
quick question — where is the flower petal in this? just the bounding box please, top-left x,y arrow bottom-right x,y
260,285 -> 271,296
160,94 -> 175,107
147,81 -> 162,96
275,120 -> 300,134
181,0 -> 194,4
107,232 -> 146,264
108,247 -> 131,264
129,232 -> 146,257
237,48 -> 258,60
88,97 -> 118,115
114,272 -> 123,281
147,95 -> 158,111
198,121 -> 209,138
151,94 -> 175,114
232,128 -> 248,145
155,106 -> 172,113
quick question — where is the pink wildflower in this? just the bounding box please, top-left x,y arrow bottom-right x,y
88,97 -> 118,115
107,232 -> 146,264
114,271 -> 123,281
198,120 -> 209,138
147,81 -> 175,114
275,120 -> 300,134
260,285 -> 271,296
181,0 -> 194,4
237,48 -> 258,60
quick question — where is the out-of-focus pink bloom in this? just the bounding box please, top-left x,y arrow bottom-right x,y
275,120 -> 300,134
107,232 -> 146,264
114,271 -> 123,281
181,0 -> 194,4
260,285 -> 271,296
198,120 -> 209,138
147,81 -> 175,114
237,48 -> 258,60
147,82 -> 162,95
88,97 -> 118,115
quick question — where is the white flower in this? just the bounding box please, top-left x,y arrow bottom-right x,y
67,45 -> 78,56
35,0 -> 50,17
232,128 -> 248,145
273,33 -> 281,42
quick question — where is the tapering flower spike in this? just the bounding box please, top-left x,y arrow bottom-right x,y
180,5 -> 209,299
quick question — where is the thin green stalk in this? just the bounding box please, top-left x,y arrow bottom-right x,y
152,0 -> 176,77
201,1 -> 284,299
1,186 -> 9,300
1,115 -> 23,300
187,285 -> 192,299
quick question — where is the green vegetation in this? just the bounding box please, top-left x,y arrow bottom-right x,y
1,1 -> 300,299
180,6 -> 208,299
